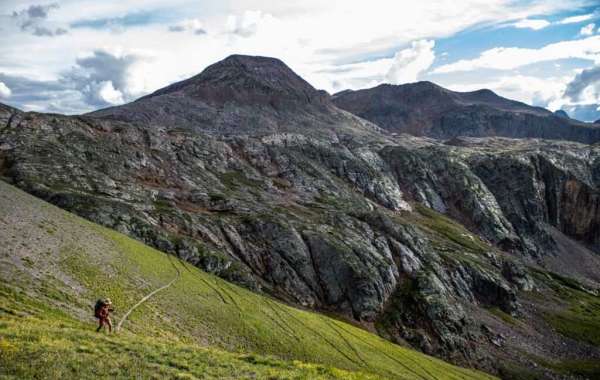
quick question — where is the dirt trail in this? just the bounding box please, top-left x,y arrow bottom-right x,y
116,259 -> 181,332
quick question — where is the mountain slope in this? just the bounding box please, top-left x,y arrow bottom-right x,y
1,293 -> 379,380
0,180 -> 494,380
89,54 -> 381,140
332,82 -> 600,144
1,55 -> 600,379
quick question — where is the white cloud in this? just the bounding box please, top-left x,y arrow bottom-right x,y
563,65 -> 600,102
10,2 -> 68,37
63,48 -> 151,107
97,80 -> 124,104
580,23 -> 596,36
431,55 -> 600,121
0,48 -> 151,112
0,0 -> 592,112
434,36 -> 600,73
0,82 -> 12,98
306,40 -> 435,90
168,19 -> 206,34
549,65 -> 600,121
559,14 -> 594,24
513,19 -> 551,30
385,40 -> 435,84
33,26 -> 68,37
445,74 -> 569,108
312,57 -> 393,91
462,66 -> 600,122
226,10 -> 274,38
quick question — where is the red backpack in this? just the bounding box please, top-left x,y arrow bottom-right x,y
94,299 -> 106,318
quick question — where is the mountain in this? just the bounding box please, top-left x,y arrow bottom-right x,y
89,54 -> 381,140
1,55 -> 600,379
332,82 -> 600,144
0,181 -> 492,379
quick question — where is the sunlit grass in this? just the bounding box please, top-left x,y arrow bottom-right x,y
0,180 -> 496,380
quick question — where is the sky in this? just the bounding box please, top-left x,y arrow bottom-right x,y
1,1 -> 600,121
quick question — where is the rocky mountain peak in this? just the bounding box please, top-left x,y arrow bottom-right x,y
88,54 -> 370,137
143,54 -> 327,107
3,53 -> 600,379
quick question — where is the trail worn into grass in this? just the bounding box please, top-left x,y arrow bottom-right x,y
0,286 -> 382,380
0,181 -> 498,380
116,259 -> 181,332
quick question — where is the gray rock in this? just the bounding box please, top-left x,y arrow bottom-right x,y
1,54 -> 599,376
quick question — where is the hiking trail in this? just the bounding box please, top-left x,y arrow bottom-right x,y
116,258 -> 182,332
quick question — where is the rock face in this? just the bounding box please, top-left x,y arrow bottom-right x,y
1,55 -> 600,377
90,54 -> 376,139
332,82 -> 600,144
382,138 -> 600,259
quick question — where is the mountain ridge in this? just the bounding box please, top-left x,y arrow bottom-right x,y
1,54 -> 600,379
332,80 -> 600,143
334,81 -> 552,117
5,54 -> 597,144
86,54 -> 353,138
1,180 -> 493,380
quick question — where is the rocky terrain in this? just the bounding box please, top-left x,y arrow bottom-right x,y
1,54 -> 599,379
332,82 -> 600,144
2,181 -> 493,380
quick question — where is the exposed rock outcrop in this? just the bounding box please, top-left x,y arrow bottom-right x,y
1,55 -> 599,377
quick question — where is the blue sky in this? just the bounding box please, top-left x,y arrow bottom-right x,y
0,1 -> 599,121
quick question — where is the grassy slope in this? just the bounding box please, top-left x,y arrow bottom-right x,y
0,287 -> 377,380
0,181 -> 496,380
538,272 -> 600,350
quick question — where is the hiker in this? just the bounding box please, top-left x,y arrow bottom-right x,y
94,298 -> 114,333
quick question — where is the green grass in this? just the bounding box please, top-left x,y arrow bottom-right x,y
548,360 -> 600,379
0,180 -> 496,380
413,204 -> 489,254
488,307 -> 519,326
153,199 -> 174,212
545,309 -> 600,347
497,364 -> 541,380
517,350 -> 600,380
536,271 -> 600,348
218,171 -> 264,190
0,287 -> 377,380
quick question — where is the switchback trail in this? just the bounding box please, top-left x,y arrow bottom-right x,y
116,256 -> 181,332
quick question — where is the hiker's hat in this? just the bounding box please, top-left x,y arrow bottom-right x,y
104,298 -> 112,304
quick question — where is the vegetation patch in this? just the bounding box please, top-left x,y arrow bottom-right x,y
545,311 -> 600,347
0,289 -> 379,380
153,199 -> 174,212
539,271 -> 600,347
497,363 -> 541,380
218,171 -> 264,190
521,351 -> 600,380
413,204 -> 489,254
0,180 -> 497,380
548,359 -> 600,379
488,307 -> 518,326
